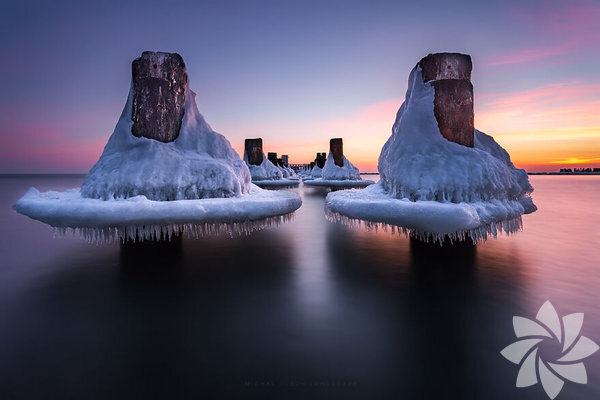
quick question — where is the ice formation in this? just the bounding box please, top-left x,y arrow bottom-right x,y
322,152 -> 361,180
243,151 -> 299,187
279,165 -> 298,179
243,151 -> 283,181
81,86 -> 251,201
14,52 -> 302,241
325,65 -> 536,244
309,165 -> 322,179
15,186 -> 299,242
305,152 -> 374,188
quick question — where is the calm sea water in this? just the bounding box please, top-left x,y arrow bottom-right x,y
0,174 -> 599,399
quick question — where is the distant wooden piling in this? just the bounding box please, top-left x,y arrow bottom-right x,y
316,152 -> 326,168
330,138 -> 344,167
268,152 -> 278,165
245,138 -> 263,165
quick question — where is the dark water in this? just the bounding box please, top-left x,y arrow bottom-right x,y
1,174 -> 599,399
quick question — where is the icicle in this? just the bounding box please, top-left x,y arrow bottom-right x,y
324,208 -> 523,246
49,211 -> 297,244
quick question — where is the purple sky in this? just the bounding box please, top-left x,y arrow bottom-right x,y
1,0 -> 599,172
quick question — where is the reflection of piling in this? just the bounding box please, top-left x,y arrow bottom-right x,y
267,152 -> 278,165
245,138 -> 263,165
418,53 -> 473,147
330,138 -> 344,167
131,51 -> 187,143
316,152 -> 326,168
410,235 -> 476,263
120,234 -> 183,271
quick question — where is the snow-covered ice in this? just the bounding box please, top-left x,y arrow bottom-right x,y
253,179 -> 300,188
304,179 -> 374,188
243,151 -> 283,181
243,150 -> 299,187
82,86 -> 251,201
321,152 -> 361,180
242,146 -> 300,187
326,184 -> 529,243
304,150 -> 374,188
14,186 -> 300,242
310,165 -> 323,179
14,63 -> 302,241
278,165 -> 298,179
325,66 -> 536,244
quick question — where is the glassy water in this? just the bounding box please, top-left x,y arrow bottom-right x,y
0,174 -> 599,399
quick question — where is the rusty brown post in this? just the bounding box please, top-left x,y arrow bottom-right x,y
330,138 -> 344,167
131,51 -> 187,142
245,138 -> 263,165
418,53 -> 474,147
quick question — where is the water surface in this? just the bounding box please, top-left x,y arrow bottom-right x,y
1,175 -> 599,399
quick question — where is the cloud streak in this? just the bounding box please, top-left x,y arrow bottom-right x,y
486,2 -> 600,66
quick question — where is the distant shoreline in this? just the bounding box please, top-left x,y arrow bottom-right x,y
2,172 -> 599,177
528,172 -> 600,175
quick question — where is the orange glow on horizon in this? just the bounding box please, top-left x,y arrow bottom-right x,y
548,157 -> 600,165
228,81 -> 600,173
5,82 -> 598,174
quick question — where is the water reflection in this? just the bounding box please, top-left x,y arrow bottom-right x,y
323,213 -> 535,398
1,175 -> 599,399
120,235 -> 183,267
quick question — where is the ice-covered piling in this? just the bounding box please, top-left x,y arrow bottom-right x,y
316,153 -> 326,168
14,51 -> 303,243
330,138 -> 344,167
131,51 -> 187,142
324,52 -> 536,244
418,53 -> 474,147
245,138 -> 263,166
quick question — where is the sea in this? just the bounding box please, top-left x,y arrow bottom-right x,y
0,174 -> 599,399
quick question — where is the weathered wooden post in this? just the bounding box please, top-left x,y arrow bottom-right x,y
131,51 -> 187,142
316,152 -> 326,168
330,138 -> 344,167
268,152 -> 278,165
418,53 -> 474,147
245,138 -> 263,165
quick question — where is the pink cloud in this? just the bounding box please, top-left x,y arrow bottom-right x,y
486,44 -> 572,66
480,82 -> 600,109
486,2 -> 600,66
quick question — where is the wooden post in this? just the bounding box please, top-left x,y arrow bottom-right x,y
330,138 -> 344,167
418,53 -> 474,147
131,51 -> 187,142
245,138 -> 263,165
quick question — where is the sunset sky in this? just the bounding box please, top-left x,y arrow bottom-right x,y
1,0 -> 599,173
